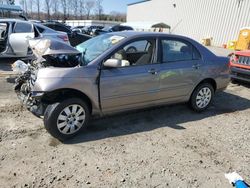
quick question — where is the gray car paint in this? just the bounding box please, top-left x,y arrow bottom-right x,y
31,32 -> 230,116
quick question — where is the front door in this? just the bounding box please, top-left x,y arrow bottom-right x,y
100,38 -> 161,112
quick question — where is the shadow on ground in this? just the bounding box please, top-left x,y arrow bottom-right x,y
232,80 -> 250,89
65,90 -> 250,144
0,58 -> 17,71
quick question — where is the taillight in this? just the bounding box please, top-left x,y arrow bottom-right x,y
58,35 -> 69,42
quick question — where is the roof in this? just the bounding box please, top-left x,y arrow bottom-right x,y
0,19 -> 28,23
109,31 -> 187,39
127,0 -> 151,6
0,4 -> 22,12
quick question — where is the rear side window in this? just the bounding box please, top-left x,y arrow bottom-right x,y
161,39 -> 201,63
36,26 -> 45,33
14,22 -> 33,33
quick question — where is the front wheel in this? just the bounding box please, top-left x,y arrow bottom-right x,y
189,83 -> 214,112
44,98 -> 90,141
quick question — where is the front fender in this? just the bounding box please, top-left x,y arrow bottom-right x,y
33,77 -> 99,111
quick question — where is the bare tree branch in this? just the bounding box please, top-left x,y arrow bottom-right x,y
85,0 -> 95,20
44,0 -> 51,20
95,0 -> 103,20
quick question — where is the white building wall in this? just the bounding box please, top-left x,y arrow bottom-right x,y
127,0 -> 250,46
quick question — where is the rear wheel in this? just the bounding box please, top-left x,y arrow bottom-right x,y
189,83 -> 214,112
44,98 -> 90,141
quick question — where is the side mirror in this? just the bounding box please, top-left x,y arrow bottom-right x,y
103,59 -> 129,68
103,59 -> 121,68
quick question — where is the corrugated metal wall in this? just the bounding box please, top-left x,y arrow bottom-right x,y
127,0 -> 250,46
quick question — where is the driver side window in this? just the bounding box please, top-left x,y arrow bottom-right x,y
109,39 -> 156,67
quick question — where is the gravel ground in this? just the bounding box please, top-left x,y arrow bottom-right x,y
1,78 -> 250,188
0,47 -> 249,188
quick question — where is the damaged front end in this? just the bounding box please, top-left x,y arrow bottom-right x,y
14,38 -> 81,117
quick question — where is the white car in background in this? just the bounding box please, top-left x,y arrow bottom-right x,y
0,19 -> 69,58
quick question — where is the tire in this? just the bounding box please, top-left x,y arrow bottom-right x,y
44,98 -> 90,141
189,83 -> 214,112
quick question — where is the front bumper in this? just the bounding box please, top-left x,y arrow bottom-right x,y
230,66 -> 250,83
16,90 -> 46,117
14,75 -> 46,117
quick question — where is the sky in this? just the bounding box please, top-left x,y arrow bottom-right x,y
102,0 -> 138,13
15,0 -> 140,14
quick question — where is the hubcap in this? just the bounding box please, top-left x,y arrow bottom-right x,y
196,87 -> 212,109
57,104 -> 85,135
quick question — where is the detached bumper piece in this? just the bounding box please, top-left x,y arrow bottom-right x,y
16,90 -> 45,117
14,75 -> 45,117
230,66 -> 250,83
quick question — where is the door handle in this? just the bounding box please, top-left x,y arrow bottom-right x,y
148,69 -> 158,75
192,63 -> 201,69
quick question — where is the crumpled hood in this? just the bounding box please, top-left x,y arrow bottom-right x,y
29,38 -> 80,58
28,38 -> 82,67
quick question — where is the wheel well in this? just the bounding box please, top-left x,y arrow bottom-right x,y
189,78 -> 217,102
41,89 -> 92,113
197,78 -> 217,91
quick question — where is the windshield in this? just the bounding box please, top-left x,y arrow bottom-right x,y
76,34 -> 126,65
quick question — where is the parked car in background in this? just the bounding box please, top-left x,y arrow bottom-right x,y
42,21 -> 91,46
45,20 -> 71,29
15,32 -> 230,140
0,19 -> 69,58
82,25 -> 104,35
94,25 -> 133,36
230,50 -> 250,83
71,26 -> 85,33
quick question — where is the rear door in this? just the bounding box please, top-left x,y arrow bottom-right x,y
158,38 -> 203,102
8,22 -> 34,56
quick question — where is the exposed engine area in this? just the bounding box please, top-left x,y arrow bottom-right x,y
42,54 -> 81,68
13,38 -> 82,117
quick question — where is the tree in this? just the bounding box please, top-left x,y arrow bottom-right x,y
28,0 -> 33,16
110,11 -> 126,22
79,0 -> 86,19
44,0 -> 51,20
19,0 -> 28,16
85,0 -> 95,20
52,0 -> 59,19
95,0 -> 103,20
34,0 -> 41,20
61,0 -> 67,20
71,0 -> 78,19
